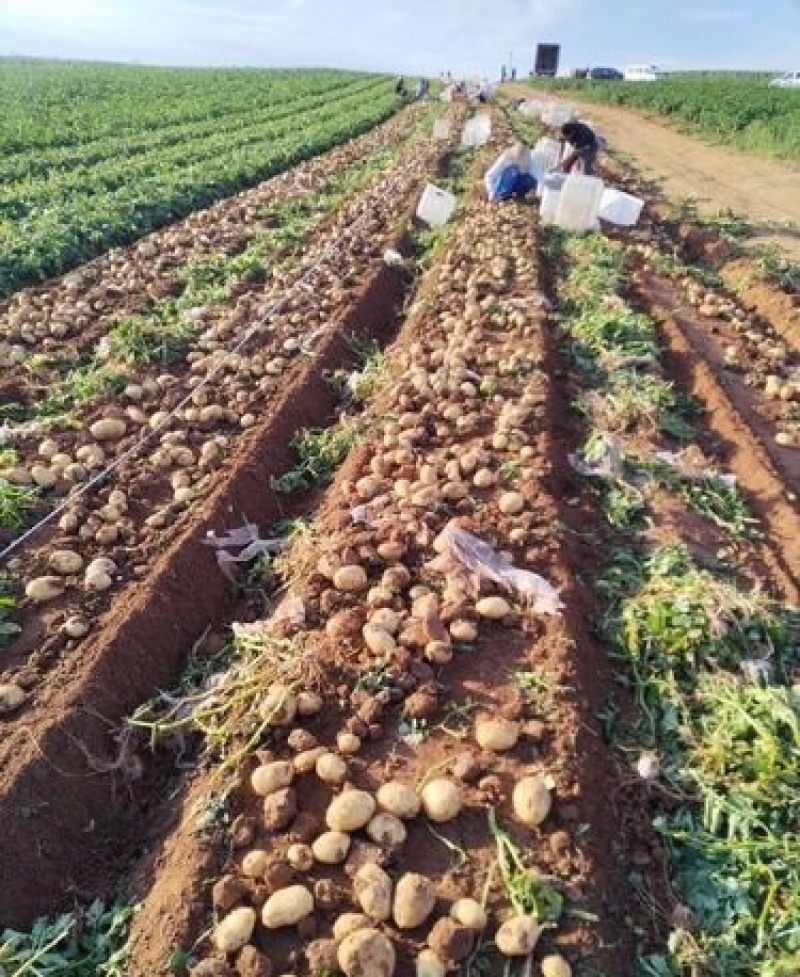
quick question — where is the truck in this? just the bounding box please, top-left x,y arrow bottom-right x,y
534,43 -> 561,77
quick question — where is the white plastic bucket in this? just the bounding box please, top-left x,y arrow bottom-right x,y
598,187 -> 644,226
539,173 -> 567,223
554,174 -> 605,232
461,113 -> 492,147
416,184 -> 457,227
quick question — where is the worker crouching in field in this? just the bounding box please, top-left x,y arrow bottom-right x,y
558,120 -> 600,174
484,142 -> 537,202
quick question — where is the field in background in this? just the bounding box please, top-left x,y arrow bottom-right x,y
526,74 -> 800,160
0,60 -> 400,295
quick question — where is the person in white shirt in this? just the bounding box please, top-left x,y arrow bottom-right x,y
484,142 -> 537,201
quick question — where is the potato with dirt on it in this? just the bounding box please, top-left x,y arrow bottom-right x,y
353,863 -> 393,922
333,912 -> 372,941
416,950 -> 447,977
376,782 -> 420,820
262,787 -> 297,832
326,790 -> 376,832
258,684 -> 298,726
392,873 -> 437,930
475,596 -> 512,620
366,812 -> 407,849
475,716 -> 520,752
261,885 -> 314,929
334,565 -> 369,592
241,849 -> 269,879
337,928 -> 396,977
47,550 -> 84,575
250,761 -> 294,796
316,752 -> 348,785
89,417 -> 127,441
286,843 -> 314,872
541,955 -> 572,977
495,915 -> 542,956
513,774 -> 552,828
213,906 -> 257,953
420,778 -> 462,822
450,898 -> 487,931
25,576 -> 65,603
0,684 -> 26,715
427,917 -> 474,963
312,831 -> 351,865
337,731 -> 362,755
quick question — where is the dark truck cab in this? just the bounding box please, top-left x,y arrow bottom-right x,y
534,43 -> 561,77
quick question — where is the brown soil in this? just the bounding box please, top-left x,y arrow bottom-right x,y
506,86 -> 800,261
719,258 -> 800,349
0,257 -> 408,927
634,271 -> 800,603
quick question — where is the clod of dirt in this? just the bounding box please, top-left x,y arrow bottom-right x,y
230,815 -> 257,848
305,939 -> 339,973
313,878 -> 344,912
449,751 -> 486,783
235,946 -> 272,977
403,690 -> 438,720
212,874 -> 249,913
289,812 -> 322,843
262,787 -> 298,832
427,917 -> 474,963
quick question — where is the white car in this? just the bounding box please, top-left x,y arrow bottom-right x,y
770,71 -> 800,88
624,65 -> 666,82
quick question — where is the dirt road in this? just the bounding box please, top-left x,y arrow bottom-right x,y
506,86 -> 800,258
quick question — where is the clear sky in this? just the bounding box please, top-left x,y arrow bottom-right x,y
0,0 -> 798,76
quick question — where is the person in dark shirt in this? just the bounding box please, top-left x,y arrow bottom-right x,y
559,120 -> 599,174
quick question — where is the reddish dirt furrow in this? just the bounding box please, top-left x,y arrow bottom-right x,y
638,273 -> 800,603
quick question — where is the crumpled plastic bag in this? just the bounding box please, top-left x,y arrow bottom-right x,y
429,520 -> 563,615
654,450 -> 737,488
203,522 -> 285,582
569,433 -> 625,480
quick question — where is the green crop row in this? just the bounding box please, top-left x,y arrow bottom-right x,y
0,62 -> 402,297
527,75 -> 800,159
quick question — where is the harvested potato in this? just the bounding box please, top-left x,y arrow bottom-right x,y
334,565 -> 368,592
62,616 -> 89,638
89,418 -> 127,441
84,557 -> 116,592
213,906 -> 256,953
241,849 -> 269,879
416,950 -> 447,977
312,831 -> 351,865
326,790 -> 376,832
495,915 -> 541,956
353,863 -> 393,922
297,691 -> 323,716
261,885 -> 314,929
333,913 -> 373,942
251,761 -> 294,797
259,684 -> 298,725
450,898 -> 487,931
294,747 -> 328,774
337,928 -> 395,977
476,596 -> 512,619
25,576 -> 65,602
362,624 -> 397,656
287,843 -> 314,872
512,775 -> 552,828
337,731 -> 362,755
393,873 -> 437,929
0,683 -> 26,715
475,716 -> 520,752
541,955 -> 572,977
499,491 -> 525,515
376,782 -> 420,820
420,778 -> 462,822
366,813 -> 407,848
47,550 -> 84,575
316,752 -> 348,785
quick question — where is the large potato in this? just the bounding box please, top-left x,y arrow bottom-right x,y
90,418 -> 127,441
332,913 -> 372,941
47,550 -> 84,575
251,761 -> 294,796
495,915 -> 541,956
337,928 -> 395,977
326,790 -> 376,832
261,885 -> 314,929
420,779 -> 462,822
366,813 -> 407,849
475,716 -> 520,752
353,863 -> 393,922
312,831 -> 351,865
25,576 -> 65,602
316,752 -> 348,785
450,898 -> 487,931
512,775 -> 552,828
376,782 -> 420,820
213,906 -> 256,953
259,684 -> 298,725
392,873 -> 436,930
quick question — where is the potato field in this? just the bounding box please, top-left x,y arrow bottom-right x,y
0,63 -> 798,977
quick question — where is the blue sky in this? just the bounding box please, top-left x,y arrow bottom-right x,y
0,0 -> 798,75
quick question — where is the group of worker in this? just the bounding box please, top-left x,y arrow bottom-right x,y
485,119 -> 600,203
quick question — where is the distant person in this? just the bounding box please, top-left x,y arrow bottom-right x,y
511,66 -> 517,81
394,76 -> 407,97
501,65 -> 507,83
484,142 -> 537,202
414,78 -> 425,99
558,120 -> 600,174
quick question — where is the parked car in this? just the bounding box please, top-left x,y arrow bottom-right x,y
770,71 -> 800,88
624,65 -> 666,82
588,66 -> 623,80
